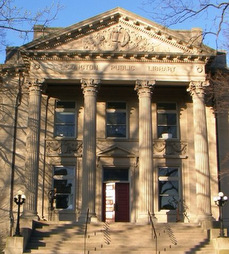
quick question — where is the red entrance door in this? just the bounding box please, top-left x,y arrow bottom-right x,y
115,183 -> 129,222
103,182 -> 129,222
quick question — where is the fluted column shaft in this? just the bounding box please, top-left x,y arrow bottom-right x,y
188,81 -> 211,219
81,79 -> 100,219
135,80 -> 155,222
24,80 -> 42,217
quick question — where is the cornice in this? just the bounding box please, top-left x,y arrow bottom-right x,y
21,50 -> 213,64
21,13 -> 121,51
0,64 -> 28,76
119,18 -> 194,54
20,8 -> 215,57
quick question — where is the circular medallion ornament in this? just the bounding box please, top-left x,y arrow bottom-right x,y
196,66 -> 203,73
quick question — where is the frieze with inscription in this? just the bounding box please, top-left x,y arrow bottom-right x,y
32,60 -> 205,81
148,66 -> 176,73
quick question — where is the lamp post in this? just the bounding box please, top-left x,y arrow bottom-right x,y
213,192 -> 228,237
14,190 -> 26,236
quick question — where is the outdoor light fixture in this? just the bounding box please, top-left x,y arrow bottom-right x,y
213,192 -> 228,237
14,190 -> 26,236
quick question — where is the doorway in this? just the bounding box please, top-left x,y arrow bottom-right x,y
102,168 -> 130,222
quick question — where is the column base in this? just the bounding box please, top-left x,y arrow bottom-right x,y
197,214 -> 214,229
78,211 -> 98,224
213,237 -> 229,254
22,211 -> 39,221
136,213 -> 150,224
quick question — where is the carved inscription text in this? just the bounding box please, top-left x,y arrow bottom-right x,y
36,62 -> 179,74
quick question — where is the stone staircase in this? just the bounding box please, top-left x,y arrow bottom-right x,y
23,221 -> 216,254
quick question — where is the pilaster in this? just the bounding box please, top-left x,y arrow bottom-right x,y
23,79 -> 43,218
135,80 -> 155,222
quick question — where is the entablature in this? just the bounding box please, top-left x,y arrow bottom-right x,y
21,50 -> 213,64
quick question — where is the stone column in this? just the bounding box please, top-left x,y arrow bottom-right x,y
188,81 -> 212,220
23,79 -> 42,218
135,80 -> 155,222
80,78 -> 100,221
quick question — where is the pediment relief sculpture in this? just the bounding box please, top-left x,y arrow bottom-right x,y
37,22 -> 193,55
53,24 -> 183,53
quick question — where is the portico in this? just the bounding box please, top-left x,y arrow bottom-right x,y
0,7 -> 222,230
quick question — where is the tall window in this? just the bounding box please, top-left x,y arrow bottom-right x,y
157,103 -> 178,139
106,102 -> 127,138
54,101 -> 76,137
53,166 -> 75,209
158,167 -> 180,210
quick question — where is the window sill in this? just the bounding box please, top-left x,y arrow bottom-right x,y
52,137 -> 77,140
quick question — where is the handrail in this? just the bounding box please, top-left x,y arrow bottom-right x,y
84,208 -> 90,254
148,210 -> 158,254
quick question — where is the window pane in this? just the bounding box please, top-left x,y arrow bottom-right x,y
159,168 -> 178,177
107,102 -> 126,109
54,168 -> 67,176
55,125 -> 75,137
107,125 -> 126,137
55,112 -> 75,124
53,166 -> 74,210
107,112 -> 126,124
106,102 -> 127,138
55,195 -> 69,209
103,168 -> 129,181
54,167 -> 74,176
56,101 -> 75,109
157,103 -> 176,110
159,195 -> 179,210
158,113 -> 176,125
157,126 -> 177,138
159,181 -> 179,195
54,101 -> 76,138
158,167 -> 180,210
54,179 -> 73,194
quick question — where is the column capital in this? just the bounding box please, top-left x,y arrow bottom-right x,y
135,80 -> 155,96
187,80 -> 209,96
28,78 -> 44,92
81,78 -> 100,94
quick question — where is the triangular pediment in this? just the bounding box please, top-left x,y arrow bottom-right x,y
52,23 -> 186,53
20,7 -> 215,57
97,145 -> 135,157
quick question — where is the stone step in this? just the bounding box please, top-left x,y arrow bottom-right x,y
23,222 -> 216,254
24,250 -> 215,254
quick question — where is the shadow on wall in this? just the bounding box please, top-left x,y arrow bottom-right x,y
0,234 -> 4,254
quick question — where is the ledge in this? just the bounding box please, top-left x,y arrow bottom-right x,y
213,237 -> 229,254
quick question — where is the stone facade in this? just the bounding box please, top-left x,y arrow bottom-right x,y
0,7 -> 228,239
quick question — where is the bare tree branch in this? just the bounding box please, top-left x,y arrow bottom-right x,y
0,0 -> 62,49
141,0 -> 229,49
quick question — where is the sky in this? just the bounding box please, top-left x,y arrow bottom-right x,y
0,0 -> 227,63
